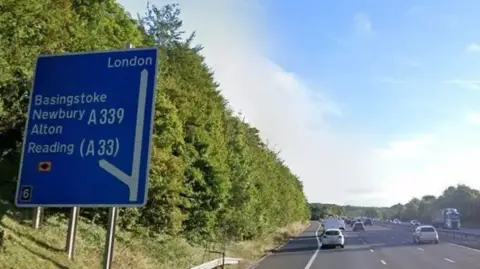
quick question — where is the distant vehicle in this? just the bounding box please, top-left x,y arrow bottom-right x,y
413,225 -> 439,244
352,222 -> 365,231
321,228 -> 345,249
364,218 -> 372,226
323,218 -> 346,230
431,208 -> 461,230
393,219 -> 401,224
410,220 -> 421,226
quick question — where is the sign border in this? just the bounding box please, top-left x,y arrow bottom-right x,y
15,47 -> 159,208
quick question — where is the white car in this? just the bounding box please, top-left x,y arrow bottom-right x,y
321,228 -> 345,249
413,225 -> 439,244
410,220 -> 421,226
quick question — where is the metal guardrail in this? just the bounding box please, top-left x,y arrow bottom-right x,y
190,257 -> 242,269
380,221 -> 480,240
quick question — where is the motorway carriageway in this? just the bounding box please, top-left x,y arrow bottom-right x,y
249,222 -> 480,269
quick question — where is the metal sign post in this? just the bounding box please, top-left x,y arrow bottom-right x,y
32,207 -> 42,229
65,206 -> 80,259
103,207 -> 118,269
15,43 -> 158,264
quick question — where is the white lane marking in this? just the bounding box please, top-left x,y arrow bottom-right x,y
303,222 -> 322,269
380,260 -> 387,265
417,247 -> 424,251
248,223 -> 316,269
370,249 -> 374,252
448,243 -> 480,253
444,258 -> 455,263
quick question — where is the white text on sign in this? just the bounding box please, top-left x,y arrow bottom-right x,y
27,92 -> 125,157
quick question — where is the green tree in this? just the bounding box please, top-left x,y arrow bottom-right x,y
364,208 -> 379,218
0,0 -> 311,245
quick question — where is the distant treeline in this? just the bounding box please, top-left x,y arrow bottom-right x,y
310,184 -> 480,226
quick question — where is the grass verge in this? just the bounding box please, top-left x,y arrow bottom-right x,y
0,202 -> 309,269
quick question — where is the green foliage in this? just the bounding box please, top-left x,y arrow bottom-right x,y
364,208 -> 379,218
309,203 -> 346,220
0,0 -> 309,244
311,184 -> 480,226
309,203 -> 391,220
384,184 -> 480,224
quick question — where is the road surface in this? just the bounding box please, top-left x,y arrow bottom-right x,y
250,222 -> 480,269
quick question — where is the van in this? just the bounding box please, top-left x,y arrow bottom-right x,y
323,219 -> 345,230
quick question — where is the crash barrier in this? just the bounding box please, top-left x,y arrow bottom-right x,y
379,221 -> 480,241
190,257 -> 242,269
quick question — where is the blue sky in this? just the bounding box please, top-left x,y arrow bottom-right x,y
119,0 -> 480,206
265,0 -> 480,142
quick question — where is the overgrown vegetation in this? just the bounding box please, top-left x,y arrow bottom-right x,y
0,209 -> 307,269
309,203 -> 388,220
0,1 -> 309,268
310,184 -> 480,226
384,184 -> 480,224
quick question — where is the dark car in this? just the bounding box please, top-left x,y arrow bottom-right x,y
353,222 -> 365,231
364,218 -> 372,225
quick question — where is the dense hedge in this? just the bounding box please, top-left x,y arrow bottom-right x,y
0,0 -> 309,242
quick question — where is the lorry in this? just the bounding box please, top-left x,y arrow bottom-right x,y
431,208 -> 461,230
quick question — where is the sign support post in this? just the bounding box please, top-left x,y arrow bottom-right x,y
103,206 -> 118,269
65,206 -> 79,259
32,207 -> 42,229
102,43 -> 134,269
15,43 -> 157,265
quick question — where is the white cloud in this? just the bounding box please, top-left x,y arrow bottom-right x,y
466,43 -> 480,52
372,130 -> 480,204
442,79 -> 480,91
373,135 -> 436,160
466,112 -> 480,124
354,12 -> 374,37
118,0 -> 480,207
119,0 -> 380,206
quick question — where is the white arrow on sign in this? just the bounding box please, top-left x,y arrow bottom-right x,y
99,69 -> 149,202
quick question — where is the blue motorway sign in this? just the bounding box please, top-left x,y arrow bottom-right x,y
15,48 -> 159,207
